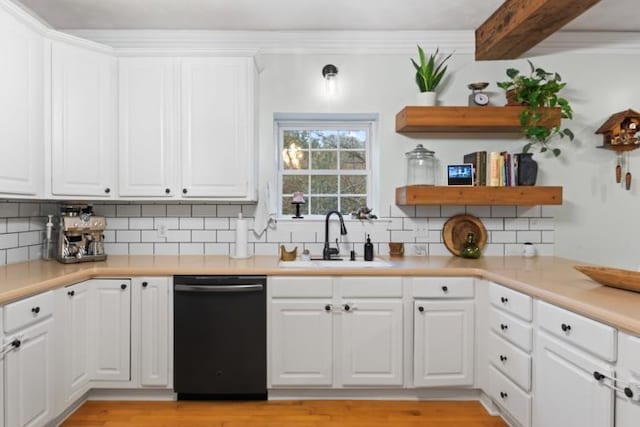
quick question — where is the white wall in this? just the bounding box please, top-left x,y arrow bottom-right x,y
256,51 -> 640,269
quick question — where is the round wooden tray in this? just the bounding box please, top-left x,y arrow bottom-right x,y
442,214 -> 487,257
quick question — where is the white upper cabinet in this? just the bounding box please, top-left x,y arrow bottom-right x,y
118,58 -> 177,197
0,8 -> 43,196
180,57 -> 256,199
51,41 -> 116,197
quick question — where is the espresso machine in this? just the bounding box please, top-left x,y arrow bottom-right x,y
54,205 -> 107,263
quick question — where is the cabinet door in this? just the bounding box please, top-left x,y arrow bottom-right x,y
88,279 -> 131,381
51,42 -> 115,197
533,331 -> 614,427
0,9 -> 43,195
58,282 -> 91,407
340,300 -> 403,386
5,318 -> 55,427
138,277 -> 171,387
414,300 -> 474,387
180,57 -> 254,198
616,333 -> 640,427
270,300 -> 333,386
118,58 -> 177,197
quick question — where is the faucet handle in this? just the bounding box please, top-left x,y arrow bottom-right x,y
335,238 -> 340,255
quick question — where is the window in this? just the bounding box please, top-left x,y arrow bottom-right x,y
277,120 -> 374,217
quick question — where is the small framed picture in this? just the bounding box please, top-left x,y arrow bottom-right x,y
447,164 -> 474,186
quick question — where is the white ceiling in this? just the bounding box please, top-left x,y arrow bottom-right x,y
14,0 -> 640,32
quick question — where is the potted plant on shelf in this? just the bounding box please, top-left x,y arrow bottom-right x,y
497,61 -> 575,185
411,45 -> 452,106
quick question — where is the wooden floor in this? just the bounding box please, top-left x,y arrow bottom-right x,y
61,400 -> 508,427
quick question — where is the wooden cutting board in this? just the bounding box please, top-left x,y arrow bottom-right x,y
442,214 -> 487,257
574,265 -> 640,293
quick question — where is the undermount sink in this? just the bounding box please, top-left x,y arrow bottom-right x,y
278,259 -> 392,268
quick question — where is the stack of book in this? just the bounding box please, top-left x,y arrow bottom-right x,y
463,151 -> 520,187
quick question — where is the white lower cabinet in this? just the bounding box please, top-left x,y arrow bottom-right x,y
615,332 -> 640,427
270,300 -> 333,387
534,331 -> 614,427
340,300 -> 403,386
56,281 -> 92,410
137,277 -> 172,387
88,279 -> 131,382
269,276 -> 403,388
5,317 -> 55,427
413,300 -> 474,387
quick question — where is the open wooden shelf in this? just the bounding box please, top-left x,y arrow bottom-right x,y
396,185 -> 563,206
597,144 -> 640,152
396,106 -> 562,133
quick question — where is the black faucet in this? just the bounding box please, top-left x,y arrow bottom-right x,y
323,210 -> 348,260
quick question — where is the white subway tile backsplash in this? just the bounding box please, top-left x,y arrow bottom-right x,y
166,230 -> 191,242
154,243 -> 179,255
129,243 -> 154,255
428,243 -> 451,256
536,244 -> 554,256
517,230 -> 542,243
390,205 -> 415,218
481,218 -> 504,231
166,205 -> 191,217
7,218 -> 30,233
0,250 -> 6,265
141,230 -> 165,243
491,231 -> 517,243
205,243 -> 230,255
106,217 -> 129,230
216,230 -> 236,243
179,217 -> 204,230
441,206 -> 465,218
129,218 -> 154,230
242,204 -> 257,217
0,203 -> 20,218
180,243 -> 204,255
542,230 -> 554,243
7,247 -> 28,264
28,245 -> 42,260
117,205 -> 141,217
117,230 -> 141,243
465,205 -> 491,217
205,218 -> 230,230
29,218 -> 44,231
415,206 -> 440,217
191,230 -> 216,242
104,243 -> 129,255
217,205 -> 242,217
266,228 -> 291,243
0,219 -> 6,234
94,204 -> 116,217
428,218 -> 446,230
530,218 -> 555,230
155,217 -> 179,230
390,230 -> 414,242
253,243 -> 279,256
505,218 -> 529,231
491,206 -> 516,218
103,230 -> 116,242
517,206 -> 541,218
192,205 -> 218,217
291,230 -> 316,243
142,204 -> 166,217
19,203 -> 40,217
504,244 -> 524,256
19,231 -> 41,247
0,234 -> 18,250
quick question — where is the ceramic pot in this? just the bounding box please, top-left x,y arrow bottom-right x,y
418,91 -> 437,106
518,153 -> 538,186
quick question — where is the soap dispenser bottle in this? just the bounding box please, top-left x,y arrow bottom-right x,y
364,234 -> 374,261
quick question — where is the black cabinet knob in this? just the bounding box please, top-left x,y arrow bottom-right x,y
142,281 -> 148,288
561,323 -> 572,332
500,323 -> 508,331
624,387 -> 634,398
500,392 -> 508,399
593,371 -> 605,381
105,188 -> 111,194
499,355 -> 508,362
165,188 -> 170,194
31,306 -> 40,314
121,284 -> 127,290
344,304 -> 351,312
67,290 -> 75,297
325,304 -> 332,312
500,297 -> 508,304
11,339 -> 21,348
418,306 -> 425,313
182,188 -> 188,194
442,286 -> 448,292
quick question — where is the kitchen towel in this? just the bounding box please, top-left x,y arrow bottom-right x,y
254,180 -> 277,236
235,213 -> 249,258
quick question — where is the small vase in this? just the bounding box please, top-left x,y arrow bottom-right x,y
460,232 -> 481,259
418,91 -> 437,106
518,153 -> 538,186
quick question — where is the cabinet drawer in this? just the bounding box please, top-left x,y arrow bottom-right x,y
489,332 -> 532,391
412,277 -> 474,298
4,291 -> 54,333
489,282 -> 532,321
270,276 -> 332,298
489,306 -> 533,352
537,300 -> 617,362
340,277 -> 402,298
488,365 -> 531,427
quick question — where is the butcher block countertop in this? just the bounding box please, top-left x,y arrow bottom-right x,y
1,255 -> 639,335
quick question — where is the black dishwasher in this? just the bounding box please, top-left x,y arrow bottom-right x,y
173,275 -> 267,400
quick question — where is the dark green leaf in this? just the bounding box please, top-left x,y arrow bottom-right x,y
552,148 -> 561,156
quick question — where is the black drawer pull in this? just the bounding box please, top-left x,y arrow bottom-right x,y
625,387 -> 634,398
344,304 -> 351,312
67,290 -> 75,297
418,306 -> 424,313
121,284 -> 127,290
142,281 -> 148,288
500,297 -> 508,304
561,323 -> 572,332
499,355 -> 508,362
165,188 -> 170,194
325,304 -> 332,312
441,286 -> 448,292
31,306 -> 40,314
11,339 -> 21,348
500,391 -> 508,399
593,371 -> 605,381
500,323 -> 508,331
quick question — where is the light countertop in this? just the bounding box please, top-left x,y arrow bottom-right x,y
1,255 -> 639,336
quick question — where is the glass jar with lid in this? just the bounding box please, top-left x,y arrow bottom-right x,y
405,144 -> 436,186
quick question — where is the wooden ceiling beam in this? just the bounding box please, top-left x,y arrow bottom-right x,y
475,0 -> 601,61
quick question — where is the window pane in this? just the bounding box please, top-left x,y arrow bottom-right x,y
310,197 -> 338,215
341,196 -> 367,215
311,175 -> 338,194
340,175 -> 367,194
283,130 -> 311,149
282,175 -> 309,195
340,151 -> 366,170
340,130 -> 366,149
311,151 -> 337,170
310,130 -> 339,149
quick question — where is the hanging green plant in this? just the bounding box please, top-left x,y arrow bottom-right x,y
411,45 -> 452,93
497,60 -> 574,156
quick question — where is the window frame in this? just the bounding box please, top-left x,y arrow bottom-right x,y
276,119 -> 375,219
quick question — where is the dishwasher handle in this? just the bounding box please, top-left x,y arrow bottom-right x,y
175,284 -> 264,293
